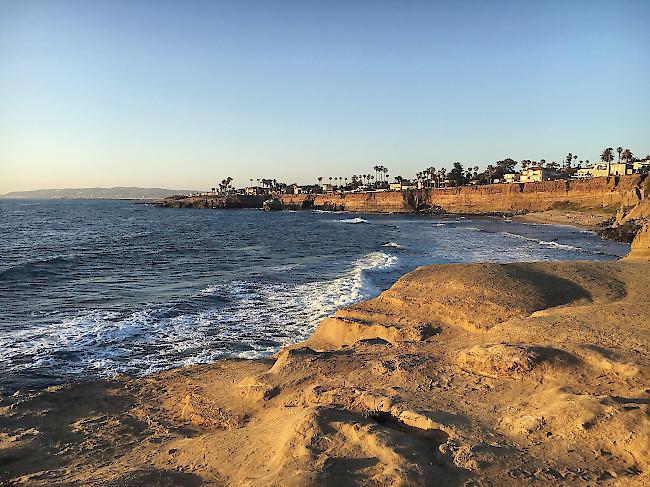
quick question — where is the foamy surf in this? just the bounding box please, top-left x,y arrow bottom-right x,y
333,217 -> 368,224
2,200 -> 628,394
0,251 -> 399,383
499,231 -> 596,253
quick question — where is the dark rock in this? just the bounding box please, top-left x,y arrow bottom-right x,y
262,198 -> 283,211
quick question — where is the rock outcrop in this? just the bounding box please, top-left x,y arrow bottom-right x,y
262,198 -> 283,211
2,258 -> 649,486
626,223 -> 650,260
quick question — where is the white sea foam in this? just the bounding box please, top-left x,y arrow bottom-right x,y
500,232 -> 587,252
333,217 -> 368,224
382,241 -> 402,248
0,251 -> 399,381
538,240 -> 582,251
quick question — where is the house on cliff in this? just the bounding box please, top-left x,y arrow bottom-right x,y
390,180 -> 416,191
245,186 -> 268,195
520,166 -> 563,183
576,163 -> 633,179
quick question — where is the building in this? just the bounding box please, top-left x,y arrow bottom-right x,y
576,163 -> 632,179
321,183 -> 334,193
245,186 -> 267,195
297,184 -> 321,194
575,167 -> 594,179
519,166 -> 563,183
389,180 -> 415,191
503,173 -> 520,184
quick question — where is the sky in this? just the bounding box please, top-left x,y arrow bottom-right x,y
1,0 -> 649,193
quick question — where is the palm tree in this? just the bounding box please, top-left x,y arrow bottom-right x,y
565,153 -> 573,169
617,146 -> 623,163
621,149 -> 634,163
601,147 -> 614,176
601,148 -> 614,163
318,176 -> 323,186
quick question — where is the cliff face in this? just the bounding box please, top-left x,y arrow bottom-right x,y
281,191 -> 412,213
614,176 -> 650,226
277,175 -> 645,215
156,194 -> 267,209
421,175 -> 642,214
627,223 -> 650,260
156,176 -> 645,215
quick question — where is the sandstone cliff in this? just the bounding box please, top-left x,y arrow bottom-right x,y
626,223 -> 650,260
279,175 -> 645,216
158,176 -> 647,218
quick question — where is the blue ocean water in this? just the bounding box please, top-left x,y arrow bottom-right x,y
0,199 -> 628,394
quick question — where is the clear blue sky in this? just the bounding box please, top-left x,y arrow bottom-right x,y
1,0 -> 648,193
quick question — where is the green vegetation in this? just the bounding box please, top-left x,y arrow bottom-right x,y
549,200 -> 618,215
549,200 -> 585,211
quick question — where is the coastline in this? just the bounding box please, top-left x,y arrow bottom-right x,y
513,209 -> 612,230
156,174 -> 649,243
1,225 -> 648,485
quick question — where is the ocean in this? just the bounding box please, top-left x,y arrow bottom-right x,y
0,199 -> 629,394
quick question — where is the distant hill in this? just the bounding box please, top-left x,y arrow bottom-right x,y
1,187 -> 198,200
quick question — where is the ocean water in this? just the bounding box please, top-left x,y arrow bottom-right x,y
0,199 -> 628,394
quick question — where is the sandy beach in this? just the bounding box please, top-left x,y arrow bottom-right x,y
1,225 -> 648,486
514,209 -> 613,230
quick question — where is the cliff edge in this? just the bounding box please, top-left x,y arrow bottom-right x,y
626,223 -> 650,260
2,252 -> 648,485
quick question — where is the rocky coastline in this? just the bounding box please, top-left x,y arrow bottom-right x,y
1,222 -> 649,486
157,175 -> 650,243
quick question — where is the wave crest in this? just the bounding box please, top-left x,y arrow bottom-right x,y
333,217 -> 368,224
0,251 -> 399,384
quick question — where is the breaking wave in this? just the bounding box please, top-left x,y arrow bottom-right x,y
0,251 -> 399,382
500,232 -> 592,253
333,217 -> 368,224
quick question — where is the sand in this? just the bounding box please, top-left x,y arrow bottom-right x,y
514,209 -> 613,229
1,228 -> 649,486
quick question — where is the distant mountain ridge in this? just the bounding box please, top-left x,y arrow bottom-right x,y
1,187 -> 197,200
